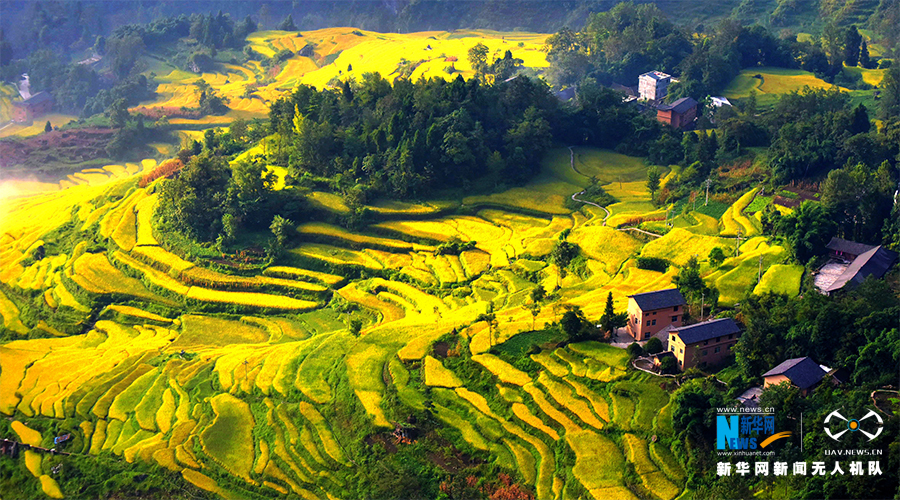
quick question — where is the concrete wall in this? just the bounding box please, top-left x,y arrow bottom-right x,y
669,331 -> 740,371
626,299 -> 683,341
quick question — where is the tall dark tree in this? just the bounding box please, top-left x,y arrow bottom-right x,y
850,103 -> 871,134
278,14 -> 297,31
843,25 -> 862,67
599,292 -> 627,339
859,39 -> 871,69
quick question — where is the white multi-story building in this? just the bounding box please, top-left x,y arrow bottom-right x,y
638,71 -> 671,101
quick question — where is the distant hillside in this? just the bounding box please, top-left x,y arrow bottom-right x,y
2,0 -> 859,59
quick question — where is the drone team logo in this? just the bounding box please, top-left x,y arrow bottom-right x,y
824,410 -> 883,441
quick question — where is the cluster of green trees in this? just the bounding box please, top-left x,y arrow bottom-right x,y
157,151 -> 275,243
467,44 -> 524,84
544,3 -> 691,88
267,73 -> 559,200
544,2 -> 889,97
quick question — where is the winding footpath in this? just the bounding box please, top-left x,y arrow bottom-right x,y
567,146 -> 611,226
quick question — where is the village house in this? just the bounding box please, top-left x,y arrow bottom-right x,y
625,288 -> 686,341
668,317 -> 741,371
762,357 -> 827,396
656,97 -> 698,129
815,237 -> 898,294
12,91 -> 53,124
638,71 -> 671,101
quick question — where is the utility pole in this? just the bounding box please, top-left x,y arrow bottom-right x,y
736,229 -> 743,256
700,291 -> 705,321
705,178 -> 711,206
758,254 -> 763,283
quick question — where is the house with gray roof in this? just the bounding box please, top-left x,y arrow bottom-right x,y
816,237 -> 897,294
668,318 -> 741,370
625,288 -> 686,341
763,357 -> 827,396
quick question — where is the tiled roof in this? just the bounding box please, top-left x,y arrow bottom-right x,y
21,91 -> 52,105
825,237 -> 876,256
763,357 -> 826,390
824,246 -> 898,292
672,318 -> 740,344
657,97 -> 697,114
628,288 -> 686,311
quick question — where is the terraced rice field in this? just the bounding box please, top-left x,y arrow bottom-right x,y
722,67 -> 853,107
1,123 -> 786,497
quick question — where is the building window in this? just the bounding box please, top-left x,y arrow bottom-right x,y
715,337 -> 720,343
728,334 -> 734,339
651,319 -> 656,326
644,333 -> 650,339
672,315 -> 678,322
702,350 -> 707,356
715,346 -> 721,353
673,305 -> 679,312
679,348 -> 683,354
703,340 -> 708,346
647,320 -> 651,326
652,311 -> 656,316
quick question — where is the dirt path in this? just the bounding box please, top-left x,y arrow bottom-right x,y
567,146 -> 611,225
617,227 -> 663,238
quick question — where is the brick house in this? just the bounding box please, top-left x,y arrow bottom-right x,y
762,357 -> 826,396
668,318 -> 741,371
625,288 -> 686,341
656,97 -> 698,129
12,91 -> 53,124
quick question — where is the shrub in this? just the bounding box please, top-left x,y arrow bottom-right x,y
636,256 -> 669,272
139,158 -> 184,188
627,342 -> 643,358
645,337 -> 663,355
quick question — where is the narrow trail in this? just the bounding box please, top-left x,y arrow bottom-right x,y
567,146 -> 611,226
618,227 -> 663,238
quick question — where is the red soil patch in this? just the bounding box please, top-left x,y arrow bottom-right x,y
0,128 -> 115,170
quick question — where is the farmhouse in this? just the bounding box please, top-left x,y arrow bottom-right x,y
12,91 -> 53,124
762,357 -> 826,396
668,317 -> 741,371
625,288 -> 686,341
826,237 -> 878,261
815,237 -> 898,294
638,71 -> 671,101
656,97 -> 698,129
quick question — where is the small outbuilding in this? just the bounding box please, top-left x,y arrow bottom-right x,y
762,357 -> 826,396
